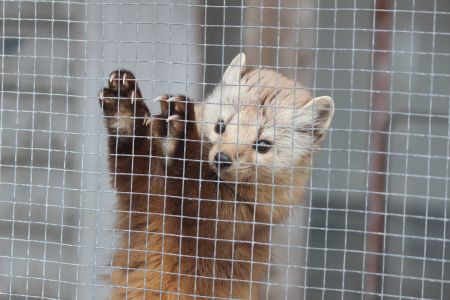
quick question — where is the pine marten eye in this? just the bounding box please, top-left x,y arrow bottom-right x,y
215,119 -> 226,134
253,140 -> 272,154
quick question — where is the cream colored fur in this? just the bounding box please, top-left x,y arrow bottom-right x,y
196,53 -> 334,190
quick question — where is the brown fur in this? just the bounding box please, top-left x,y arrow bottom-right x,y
99,55 -> 334,299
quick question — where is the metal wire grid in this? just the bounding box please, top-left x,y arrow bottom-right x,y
0,0 -> 449,299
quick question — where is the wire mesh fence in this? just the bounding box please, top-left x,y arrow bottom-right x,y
1,0 -> 449,299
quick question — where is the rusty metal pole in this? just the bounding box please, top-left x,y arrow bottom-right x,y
364,0 -> 393,298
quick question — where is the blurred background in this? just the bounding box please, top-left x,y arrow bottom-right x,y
0,0 -> 449,299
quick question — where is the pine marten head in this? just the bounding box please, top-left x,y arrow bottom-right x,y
195,53 -> 334,184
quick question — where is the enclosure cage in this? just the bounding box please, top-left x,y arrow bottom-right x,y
1,0 -> 450,299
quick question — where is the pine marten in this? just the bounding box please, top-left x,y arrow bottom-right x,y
99,53 -> 334,299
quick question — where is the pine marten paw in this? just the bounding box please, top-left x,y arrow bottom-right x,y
150,95 -> 196,158
99,70 -> 150,135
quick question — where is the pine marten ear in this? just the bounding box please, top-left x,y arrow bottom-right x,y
222,53 -> 247,86
296,96 -> 335,144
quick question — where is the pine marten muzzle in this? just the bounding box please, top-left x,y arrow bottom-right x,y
100,53 -> 334,299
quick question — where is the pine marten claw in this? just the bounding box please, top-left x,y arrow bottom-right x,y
153,95 -> 166,103
143,116 -> 152,126
122,73 -> 127,86
166,114 -> 181,123
109,72 -> 116,84
130,90 -> 142,104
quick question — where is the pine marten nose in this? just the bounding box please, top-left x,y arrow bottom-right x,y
214,152 -> 232,169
